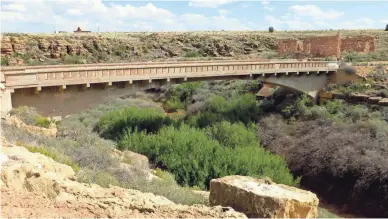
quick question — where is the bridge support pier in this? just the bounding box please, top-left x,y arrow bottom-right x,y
0,88 -> 13,115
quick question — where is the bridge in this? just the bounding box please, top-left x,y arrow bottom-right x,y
0,60 -> 342,116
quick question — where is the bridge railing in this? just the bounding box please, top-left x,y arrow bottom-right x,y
2,61 -> 335,89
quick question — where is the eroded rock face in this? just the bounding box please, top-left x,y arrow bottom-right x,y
1,143 -> 246,218
210,175 -> 318,218
4,115 -> 57,137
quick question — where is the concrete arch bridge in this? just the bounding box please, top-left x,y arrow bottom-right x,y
1,60 -> 347,117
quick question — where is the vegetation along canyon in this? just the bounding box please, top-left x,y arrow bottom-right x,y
1,0 -> 388,218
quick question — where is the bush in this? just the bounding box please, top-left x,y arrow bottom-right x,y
385,24 -> 388,31
206,121 -> 258,149
17,142 -> 80,173
95,107 -> 173,139
259,116 -> 388,217
268,26 -> 274,33
184,51 -> 202,58
118,124 -> 297,189
1,56 -> 9,66
63,55 -> 84,64
164,98 -> 185,112
78,169 -> 120,187
154,168 -> 176,184
34,115 -> 51,128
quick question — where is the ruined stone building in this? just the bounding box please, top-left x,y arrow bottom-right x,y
277,34 -> 375,58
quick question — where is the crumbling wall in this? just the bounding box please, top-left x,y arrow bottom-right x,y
277,35 -> 340,58
341,36 -> 375,53
277,35 -> 375,57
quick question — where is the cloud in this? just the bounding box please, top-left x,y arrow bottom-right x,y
262,1 -> 270,5
188,0 -> 238,8
1,0 -> 258,32
264,15 -> 313,30
67,9 -> 81,15
218,9 -> 229,15
340,17 -> 376,29
2,3 -> 26,12
1,11 -> 24,20
380,20 -> 388,23
264,6 -> 274,11
289,4 -> 344,20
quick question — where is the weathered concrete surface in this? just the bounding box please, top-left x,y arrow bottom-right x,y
210,175 -> 319,218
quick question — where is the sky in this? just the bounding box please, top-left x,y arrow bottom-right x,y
1,0 -> 387,33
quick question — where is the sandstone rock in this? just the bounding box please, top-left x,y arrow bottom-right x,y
1,144 -> 246,218
5,115 -> 57,137
210,175 -> 318,218
349,93 -> 370,102
111,149 -> 149,169
379,98 -> 388,106
368,96 -> 382,104
1,42 -> 13,55
8,58 -> 24,66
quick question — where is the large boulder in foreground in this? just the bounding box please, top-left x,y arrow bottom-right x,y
210,175 -> 318,218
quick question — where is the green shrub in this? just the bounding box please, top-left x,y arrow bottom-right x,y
171,82 -> 203,103
34,115 -> 51,128
96,107 -> 173,139
1,56 -> 9,66
77,169 -> 120,187
18,142 -> 80,173
192,93 -> 260,127
206,121 -> 258,149
184,51 -> 202,58
118,124 -> 297,189
154,168 -> 176,184
164,98 -> 185,112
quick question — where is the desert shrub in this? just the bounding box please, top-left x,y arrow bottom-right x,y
369,64 -> 388,81
154,168 -> 176,184
385,24 -> 388,31
268,26 -> 274,33
171,82 -> 203,103
34,115 -> 51,128
184,51 -> 202,58
95,107 -> 173,139
318,208 -> 339,218
10,106 -> 40,125
17,142 -> 80,173
77,169 -> 120,187
63,55 -> 84,64
118,124 -> 297,189
164,98 -> 185,112
259,116 -> 388,217
1,56 -> 9,66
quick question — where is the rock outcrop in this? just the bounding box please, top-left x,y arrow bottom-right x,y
4,115 -> 57,137
210,175 -> 319,218
1,143 -> 246,218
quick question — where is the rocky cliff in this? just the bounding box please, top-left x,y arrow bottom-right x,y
1,30 -> 385,66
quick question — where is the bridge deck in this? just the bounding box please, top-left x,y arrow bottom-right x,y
1,60 -> 337,89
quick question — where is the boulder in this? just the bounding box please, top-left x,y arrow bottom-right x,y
368,96 -> 382,104
379,98 -> 388,106
349,93 -> 370,102
5,115 -> 57,137
210,175 -> 319,218
111,149 -> 149,170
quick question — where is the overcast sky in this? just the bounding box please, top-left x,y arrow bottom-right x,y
1,0 -> 387,33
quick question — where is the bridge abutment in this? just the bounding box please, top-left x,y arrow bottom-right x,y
0,88 -> 13,116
